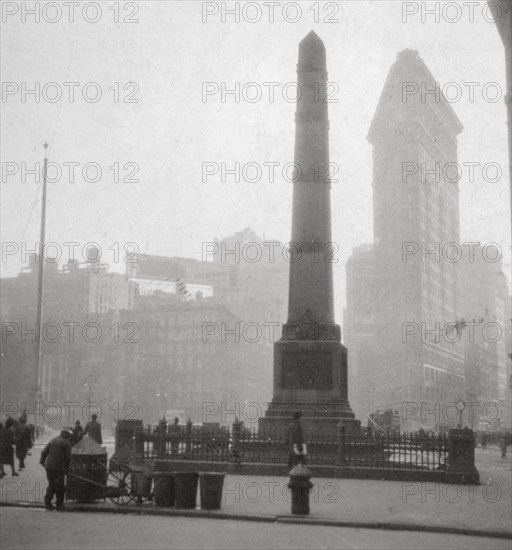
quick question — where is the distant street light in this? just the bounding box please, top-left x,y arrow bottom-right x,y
84,374 -> 97,404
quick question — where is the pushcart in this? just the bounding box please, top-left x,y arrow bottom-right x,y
67,457 -> 153,505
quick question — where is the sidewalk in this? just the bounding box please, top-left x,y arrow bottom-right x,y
1,446 -> 510,538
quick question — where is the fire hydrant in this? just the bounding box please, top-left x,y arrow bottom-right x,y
288,462 -> 313,515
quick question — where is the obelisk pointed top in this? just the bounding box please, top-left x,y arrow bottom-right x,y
298,30 -> 326,70
300,30 -> 324,45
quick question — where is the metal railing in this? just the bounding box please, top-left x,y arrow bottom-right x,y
139,422 -> 448,471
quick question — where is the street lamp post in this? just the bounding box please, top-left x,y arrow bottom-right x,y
33,143 -> 49,410
84,374 -> 97,405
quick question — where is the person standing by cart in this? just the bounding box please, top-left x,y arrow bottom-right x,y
84,414 -> 103,444
40,428 -> 72,511
71,420 -> 84,446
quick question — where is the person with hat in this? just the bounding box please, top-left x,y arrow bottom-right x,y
168,417 -> 181,455
287,411 -> 306,468
40,428 -> 72,510
15,417 -> 33,470
83,414 -> 102,444
1,419 -> 18,477
71,420 -> 84,446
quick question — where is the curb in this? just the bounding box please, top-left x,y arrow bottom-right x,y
1,501 -> 511,540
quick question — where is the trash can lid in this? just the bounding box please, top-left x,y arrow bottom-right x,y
71,436 -> 107,455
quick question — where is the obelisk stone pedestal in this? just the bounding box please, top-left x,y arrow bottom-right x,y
259,31 -> 360,437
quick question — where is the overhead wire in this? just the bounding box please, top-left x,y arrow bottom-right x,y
19,16 -> 81,243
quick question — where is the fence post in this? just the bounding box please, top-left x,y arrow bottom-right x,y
232,417 -> 241,454
185,417 -> 192,454
337,422 -> 346,465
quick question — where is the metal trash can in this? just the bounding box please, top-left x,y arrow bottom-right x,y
132,471 -> 153,504
67,436 -> 107,502
153,472 -> 175,507
174,472 -> 198,509
199,472 -> 225,510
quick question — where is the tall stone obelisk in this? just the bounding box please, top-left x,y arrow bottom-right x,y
259,31 -> 359,435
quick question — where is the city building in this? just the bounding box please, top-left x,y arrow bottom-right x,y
116,297 -> 249,424
366,50 -> 465,430
343,243 -> 376,421
1,228 -> 290,427
460,245 -> 511,431
0,254 -> 134,410
119,230 -> 289,424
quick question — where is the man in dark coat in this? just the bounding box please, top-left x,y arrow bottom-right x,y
287,411 -> 305,468
168,417 -> 181,455
1,420 -> 18,477
71,421 -> 84,446
15,418 -> 33,469
84,414 -> 102,444
40,429 -> 72,510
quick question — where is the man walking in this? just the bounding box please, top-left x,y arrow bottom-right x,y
287,411 -> 306,468
500,436 -> 508,459
1,419 -> 18,477
168,417 -> 181,455
84,414 -> 103,444
15,417 -> 33,470
40,428 -> 72,511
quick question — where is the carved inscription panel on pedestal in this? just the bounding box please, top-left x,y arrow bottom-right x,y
281,351 -> 333,390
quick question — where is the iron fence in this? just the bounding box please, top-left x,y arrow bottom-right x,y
139,423 -> 448,471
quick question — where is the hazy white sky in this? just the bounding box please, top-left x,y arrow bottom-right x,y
1,1 -> 510,322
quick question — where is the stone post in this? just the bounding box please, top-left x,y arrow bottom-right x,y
112,419 -> 144,463
447,428 -> 479,484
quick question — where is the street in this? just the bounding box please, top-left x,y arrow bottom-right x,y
1,508 -> 511,550
1,437 -> 511,549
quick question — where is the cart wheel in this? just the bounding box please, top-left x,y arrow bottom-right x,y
106,466 -> 133,505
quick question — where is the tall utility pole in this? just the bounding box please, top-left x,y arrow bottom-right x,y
84,373 -> 96,404
33,142 -> 49,410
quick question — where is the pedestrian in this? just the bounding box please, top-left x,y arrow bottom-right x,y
168,417 -> 181,455
499,436 -> 507,459
71,420 -> 84,446
15,417 -> 33,470
40,428 -> 72,511
154,415 -> 168,457
84,414 -> 102,444
28,423 -> 36,450
481,432 -> 487,450
287,411 -> 306,468
1,418 -> 19,476
0,424 -> 5,478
